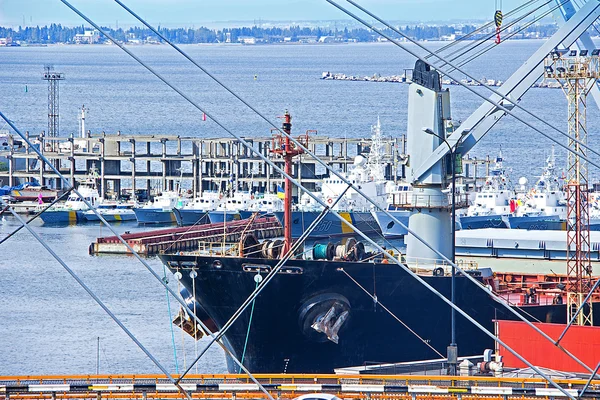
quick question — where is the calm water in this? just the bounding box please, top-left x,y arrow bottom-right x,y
1,41 -> 600,375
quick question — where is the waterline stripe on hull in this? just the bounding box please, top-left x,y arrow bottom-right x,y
340,212 -> 353,234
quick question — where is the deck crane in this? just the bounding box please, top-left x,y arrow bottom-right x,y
406,0 -> 600,264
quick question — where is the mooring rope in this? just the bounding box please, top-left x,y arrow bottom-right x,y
162,264 -> 179,373
239,278 -> 260,373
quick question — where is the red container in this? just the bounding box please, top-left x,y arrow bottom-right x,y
497,320 -> 600,373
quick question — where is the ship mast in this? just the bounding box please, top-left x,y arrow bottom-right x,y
271,110 -> 304,255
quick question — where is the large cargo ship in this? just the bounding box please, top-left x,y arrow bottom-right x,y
159,48 -> 600,375
160,251 -> 594,373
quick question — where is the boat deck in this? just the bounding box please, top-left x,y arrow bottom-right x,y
89,216 -> 282,255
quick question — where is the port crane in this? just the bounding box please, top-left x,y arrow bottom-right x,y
405,1 -> 600,328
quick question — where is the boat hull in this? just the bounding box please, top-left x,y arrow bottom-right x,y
273,210 -> 380,238
160,254 -> 585,374
459,215 -> 508,229
371,210 -> 411,237
208,211 -> 242,224
10,188 -> 57,202
506,215 -> 565,230
39,210 -> 84,224
134,208 -> 176,224
173,208 -> 211,226
84,210 -> 137,222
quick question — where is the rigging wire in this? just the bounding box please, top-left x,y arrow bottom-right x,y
425,0 -> 543,59
178,276 -> 188,371
239,279 -> 260,373
326,0 -> 598,382
162,264 -> 180,374
191,270 -> 199,375
0,203 -> 194,400
341,0 -> 600,164
0,126 -> 273,399
449,0 -> 570,71
109,0 -> 600,378
441,0 -> 556,68
56,0 -> 596,385
175,187 -> 351,381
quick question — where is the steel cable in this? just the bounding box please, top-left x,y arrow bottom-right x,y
426,0 -> 544,60
340,268 -> 445,358
437,0 -> 554,68
449,0 -> 571,72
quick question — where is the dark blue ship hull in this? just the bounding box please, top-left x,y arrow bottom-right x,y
506,215 -> 565,230
208,211 -> 242,224
173,208 -> 211,226
273,210 -> 380,238
458,215 -> 508,229
134,208 -> 176,224
160,253 -> 588,374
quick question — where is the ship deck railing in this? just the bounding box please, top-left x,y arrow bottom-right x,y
389,193 -> 470,210
1,373 -> 599,399
405,257 -> 480,276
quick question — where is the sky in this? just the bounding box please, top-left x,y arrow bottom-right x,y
0,0 -> 527,28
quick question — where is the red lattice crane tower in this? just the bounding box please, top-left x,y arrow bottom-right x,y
545,49 -> 599,325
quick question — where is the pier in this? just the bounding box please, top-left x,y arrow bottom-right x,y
0,133 -> 404,198
1,373 -> 599,400
0,132 -> 493,199
90,216 -> 282,256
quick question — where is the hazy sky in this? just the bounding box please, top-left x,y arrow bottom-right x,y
1,0 -> 528,27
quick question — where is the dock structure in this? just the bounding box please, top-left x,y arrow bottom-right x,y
90,216 -> 282,256
0,132 -> 492,199
0,133 -> 404,198
1,373 -> 599,400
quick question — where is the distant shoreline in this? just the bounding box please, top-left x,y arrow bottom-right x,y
1,37 -> 552,49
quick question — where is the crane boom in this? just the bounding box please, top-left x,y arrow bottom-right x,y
411,0 -> 600,184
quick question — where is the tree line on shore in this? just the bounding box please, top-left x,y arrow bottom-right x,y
0,23 -> 559,44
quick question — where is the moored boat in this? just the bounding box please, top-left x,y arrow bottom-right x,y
134,191 -> 187,224
239,192 -> 284,219
207,191 -> 253,223
9,183 -> 58,202
459,151 -> 514,229
39,173 -> 100,224
507,147 -> 567,230
173,191 -> 221,226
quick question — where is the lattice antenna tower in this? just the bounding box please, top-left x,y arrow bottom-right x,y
544,49 -> 600,326
42,65 -> 65,138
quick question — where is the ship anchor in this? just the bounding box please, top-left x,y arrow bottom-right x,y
311,302 -> 350,344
